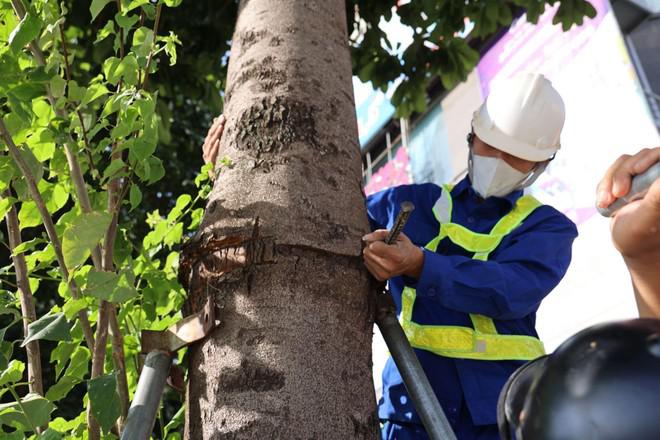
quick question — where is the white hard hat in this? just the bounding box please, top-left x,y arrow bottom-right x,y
471,73 -> 565,162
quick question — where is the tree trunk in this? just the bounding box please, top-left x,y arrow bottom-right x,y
182,0 -> 379,438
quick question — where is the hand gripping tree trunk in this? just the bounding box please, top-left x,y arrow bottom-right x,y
182,0 -> 379,438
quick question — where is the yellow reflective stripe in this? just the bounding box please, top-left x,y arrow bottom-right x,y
402,287 -> 545,360
399,191 -> 546,362
470,314 -> 497,334
403,320 -> 545,360
489,196 -> 542,236
475,195 -> 541,260
401,286 -> 416,323
440,223 -> 503,253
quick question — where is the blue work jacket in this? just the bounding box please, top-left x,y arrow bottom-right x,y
367,177 -> 578,427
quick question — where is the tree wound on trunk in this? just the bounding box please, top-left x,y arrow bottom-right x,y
234,97 -> 320,157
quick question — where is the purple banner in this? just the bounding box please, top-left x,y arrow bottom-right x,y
477,0 -> 610,96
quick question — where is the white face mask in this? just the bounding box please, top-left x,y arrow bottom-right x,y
468,152 -> 531,199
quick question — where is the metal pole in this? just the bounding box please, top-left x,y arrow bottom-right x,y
371,201 -> 457,439
376,297 -> 457,440
121,350 -> 172,440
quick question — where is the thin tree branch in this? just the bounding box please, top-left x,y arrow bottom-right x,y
109,308 -> 129,430
87,300 -> 111,440
115,0 -> 126,60
11,0 -> 103,269
140,3 -> 163,90
58,23 -> 98,178
0,120 -> 95,351
3,190 -> 43,397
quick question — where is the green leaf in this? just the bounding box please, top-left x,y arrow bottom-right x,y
164,405 -> 184,435
18,201 -> 42,229
8,83 -> 45,101
125,0 -> 150,12
65,346 -> 90,380
45,182 -> 69,214
45,375 -> 79,402
27,128 -> 56,162
115,12 -> 139,32
160,31 -> 182,65
62,212 -> 112,268
146,156 -> 165,184
102,159 -> 127,182
90,0 -> 113,21
131,137 -> 157,162
82,83 -> 110,106
189,207 -> 204,230
18,144 -> 44,183
167,194 -> 191,222
0,359 -> 24,386
164,222 -> 183,247
0,197 -> 14,219
68,81 -> 86,102
129,184 -> 142,211
49,414 -> 86,434
164,0 -> 183,6
85,270 -> 119,301
9,12 -> 42,53
0,156 -> 18,191
103,54 -> 139,85
88,373 -> 120,433
63,297 -> 88,320
7,92 -> 34,123
23,313 -> 71,346
132,26 -> 154,59
49,75 -> 67,99
38,428 -> 63,439
0,393 -> 55,432
50,341 -> 77,378
85,269 -> 137,303
94,20 -> 115,44
12,237 -> 46,256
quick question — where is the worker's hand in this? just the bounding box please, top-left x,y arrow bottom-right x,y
596,147 -> 660,260
202,115 -> 225,167
362,230 -> 424,281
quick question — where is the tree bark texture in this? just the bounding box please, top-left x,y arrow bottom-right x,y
182,0 -> 379,438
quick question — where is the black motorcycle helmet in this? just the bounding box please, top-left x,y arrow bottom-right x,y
498,319 -> 660,440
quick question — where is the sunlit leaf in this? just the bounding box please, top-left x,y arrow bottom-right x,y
90,0 -> 113,21
9,12 -> 42,53
0,393 -> 55,432
62,212 -> 112,267
0,359 -> 24,386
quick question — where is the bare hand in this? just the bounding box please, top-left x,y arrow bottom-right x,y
362,230 -> 424,281
596,147 -> 660,259
202,115 -> 225,166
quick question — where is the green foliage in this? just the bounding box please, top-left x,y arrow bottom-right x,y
0,0 -> 215,437
349,0 -> 598,117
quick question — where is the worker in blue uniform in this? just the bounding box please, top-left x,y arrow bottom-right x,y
362,73 -> 578,440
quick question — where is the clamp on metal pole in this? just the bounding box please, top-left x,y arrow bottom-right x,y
121,297 -> 220,440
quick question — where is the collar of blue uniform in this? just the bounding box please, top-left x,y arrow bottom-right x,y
454,176 -> 524,209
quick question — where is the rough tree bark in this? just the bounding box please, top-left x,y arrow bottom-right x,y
181,0 -> 379,438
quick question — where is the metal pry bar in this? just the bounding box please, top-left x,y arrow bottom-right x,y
386,201 -> 415,245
